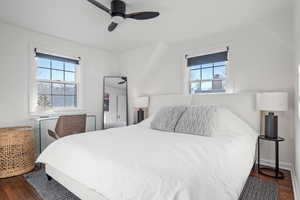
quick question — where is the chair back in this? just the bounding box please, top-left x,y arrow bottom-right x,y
55,114 -> 87,138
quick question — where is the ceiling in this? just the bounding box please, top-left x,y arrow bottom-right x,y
0,0 -> 290,52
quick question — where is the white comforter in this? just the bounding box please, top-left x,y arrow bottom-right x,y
38,123 -> 257,200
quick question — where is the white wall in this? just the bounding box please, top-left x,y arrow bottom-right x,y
120,8 -> 294,166
0,20 -> 120,129
293,0 -> 300,196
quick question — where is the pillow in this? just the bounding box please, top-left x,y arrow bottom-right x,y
150,106 -> 187,132
136,114 -> 156,128
174,105 -> 218,137
212,107 -> 258,137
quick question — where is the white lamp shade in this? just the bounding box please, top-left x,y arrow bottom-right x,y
134,97 -> 149,108
256,92 -> 288,111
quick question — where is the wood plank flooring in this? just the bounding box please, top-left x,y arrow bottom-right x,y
0,165 -> 294,200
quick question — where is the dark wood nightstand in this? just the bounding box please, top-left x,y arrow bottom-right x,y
257,135 -> 285,179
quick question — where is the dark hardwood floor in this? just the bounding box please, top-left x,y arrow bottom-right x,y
0,165 -> 294,200
0,175 -> 42,200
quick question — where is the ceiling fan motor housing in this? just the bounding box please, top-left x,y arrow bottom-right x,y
111,0 -> 126,18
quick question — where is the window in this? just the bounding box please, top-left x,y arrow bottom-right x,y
35,52 -> 79,109
187,49 -> 228,94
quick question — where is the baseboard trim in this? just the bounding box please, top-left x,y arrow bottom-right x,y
258,158 -> 292,170
291,167 -> 300,200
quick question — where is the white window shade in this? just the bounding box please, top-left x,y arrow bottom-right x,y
256,92 -> 288,111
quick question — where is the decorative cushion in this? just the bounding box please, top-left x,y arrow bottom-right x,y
175,105 -> 218,137
150,106 -> 187,132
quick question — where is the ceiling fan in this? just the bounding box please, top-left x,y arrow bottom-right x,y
87,0 -> 160,32
118,77 -> 127,85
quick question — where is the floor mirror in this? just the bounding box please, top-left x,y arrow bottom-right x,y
103,76 -> 128,129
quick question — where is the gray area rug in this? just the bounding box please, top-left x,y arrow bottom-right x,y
24,170 -> 278,200
239,176 -> 278,200
24,170 -> 80,200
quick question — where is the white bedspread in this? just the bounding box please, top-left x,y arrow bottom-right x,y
37,123 -> 257,200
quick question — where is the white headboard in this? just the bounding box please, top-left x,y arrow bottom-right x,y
149,93 -> 259,130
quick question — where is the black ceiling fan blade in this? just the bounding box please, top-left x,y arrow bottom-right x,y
108,22 -> 118,32
87,0 -> 111,14
125,12 -> 160,20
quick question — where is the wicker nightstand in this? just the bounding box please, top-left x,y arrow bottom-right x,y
0,126 -> 35,178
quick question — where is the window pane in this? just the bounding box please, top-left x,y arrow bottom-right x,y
37,58 -> 50,68
38,82 -> 51,94
65,72 -> 75,82
52,70 -> 64,81
65,62 -> 76,72
52,60 -> 64,70
201,68 -> 213,80
52,83 -> 64,95
202,63 -> 213,68
190,69 -> 200,81
214,66 -> 226,79
65,84 -> 76,95
214,61 -> 226,67
190,82 -> 200,94
201,81 -> 212,91
37,68 -> 50,80
190,65 -> 201,70
52,95 -> 64,107
37,95 -> 51,107
213,80 -> 225,90
65,96 -> 76,107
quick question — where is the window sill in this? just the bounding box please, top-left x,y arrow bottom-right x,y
189,91 -> 236,96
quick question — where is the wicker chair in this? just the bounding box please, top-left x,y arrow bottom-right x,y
0,126 -> 35,178
48,114 -> 87,139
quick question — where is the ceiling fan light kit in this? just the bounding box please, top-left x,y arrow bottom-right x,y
87,0 -> 160,32
111,16 -> 124,24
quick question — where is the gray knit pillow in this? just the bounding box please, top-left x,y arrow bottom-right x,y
151,106 -> 187,132
175,105 -> 218,137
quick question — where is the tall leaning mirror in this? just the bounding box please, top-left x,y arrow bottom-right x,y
103,76 -> 128,129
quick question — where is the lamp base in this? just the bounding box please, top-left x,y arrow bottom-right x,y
137,109 -> 144,123
265,112 -> 278,139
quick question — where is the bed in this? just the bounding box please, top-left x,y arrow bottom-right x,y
37,93 -> 259,200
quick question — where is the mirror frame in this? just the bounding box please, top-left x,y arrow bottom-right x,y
102,76 -> 129,129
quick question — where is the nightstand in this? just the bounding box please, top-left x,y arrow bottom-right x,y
257,135 -> 285,179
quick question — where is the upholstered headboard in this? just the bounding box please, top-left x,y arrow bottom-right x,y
149,93 -> 259,130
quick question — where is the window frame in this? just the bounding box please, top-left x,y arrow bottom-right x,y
36,58 -> 78,108
188,61 -> 227,94
29,48 -> 82,115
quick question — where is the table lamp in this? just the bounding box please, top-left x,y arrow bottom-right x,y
256,92 -> 288,139
134,97 -> 149,123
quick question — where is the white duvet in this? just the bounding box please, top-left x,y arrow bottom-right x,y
37,109 -> 258,200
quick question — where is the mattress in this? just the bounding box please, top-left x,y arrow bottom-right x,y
38,119 -> 257,200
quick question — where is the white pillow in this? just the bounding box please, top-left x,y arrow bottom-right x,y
175,105 -> 218,137
212,107 -> 258,137
137,115 -> 155,128
150,106 -> 187,132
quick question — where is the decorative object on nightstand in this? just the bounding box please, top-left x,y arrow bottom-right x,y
256,92 -> 288,139
257,135 -> 285,179
134,96 -> 149,123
